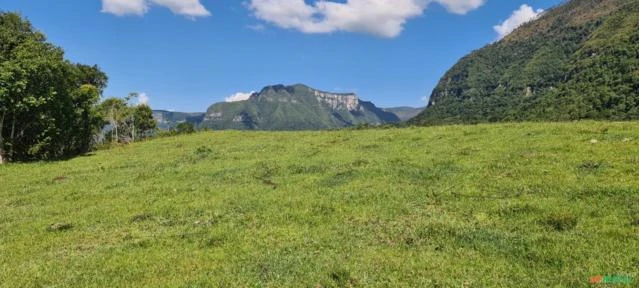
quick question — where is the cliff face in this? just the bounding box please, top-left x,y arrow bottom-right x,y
201,84 -> 399,130
313,90 -> 361,111
411,0 -> 639,125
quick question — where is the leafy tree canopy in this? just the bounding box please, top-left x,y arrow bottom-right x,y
97,93 -> 157,143
175,122 -> 196,134
0,12 -> 108,162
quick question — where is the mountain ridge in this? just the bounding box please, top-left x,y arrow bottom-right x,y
153,84 -> 421,130
201,84 -> 400,130
411,0 -> 639,125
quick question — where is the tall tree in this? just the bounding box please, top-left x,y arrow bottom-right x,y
98,97 -> 128,143
0,12 -> 107,163
97,94 -> 157,143
133,104 -> 157,139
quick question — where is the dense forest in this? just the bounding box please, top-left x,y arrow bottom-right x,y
411,0 -> 639,125
0,12 -> 155,163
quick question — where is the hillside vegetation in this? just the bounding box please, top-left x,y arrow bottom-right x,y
202,84 -> 399,130
412,0 -> 639,125
153,110 -> 206,130
1,122 -> 638,287
0,12 -> 108,163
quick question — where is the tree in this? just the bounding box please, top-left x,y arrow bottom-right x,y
97,93 -> 156,143
133,104 -> 157,139
98,97 -> 128,143
0,12 -> 107,163
175,122 -> 196,134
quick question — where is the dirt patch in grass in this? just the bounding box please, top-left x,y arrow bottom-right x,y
542,212 -> 578,231
47,223 -> 73,232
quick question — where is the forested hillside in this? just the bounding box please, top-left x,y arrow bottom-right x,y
411,0 -> 639,125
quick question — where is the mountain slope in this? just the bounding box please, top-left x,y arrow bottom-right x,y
411,0 -> 639,125
201,84 -> 399,130
153,110 -> 205,130
383,107 -> 425,121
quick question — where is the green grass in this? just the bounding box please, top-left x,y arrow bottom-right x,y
1,121 -> 638,287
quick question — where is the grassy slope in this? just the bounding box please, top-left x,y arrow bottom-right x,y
1,122 -> 639,287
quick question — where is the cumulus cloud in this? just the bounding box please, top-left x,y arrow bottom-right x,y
494,4 -> 543,39
101,0 -> 148,16
101,0 -> 210,18
247,0 -> 486,38
137,93 -> 150,105
150,0 -> 211,17
436,0 -> 486,15
225,91 -> 255,102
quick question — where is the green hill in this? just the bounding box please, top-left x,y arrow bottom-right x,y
1,121 -> 638,286
201,84 -> 399,130
152,110 -> 205,130
411,0 -> 639,125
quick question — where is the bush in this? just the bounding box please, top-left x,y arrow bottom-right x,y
175,122 -> 196,134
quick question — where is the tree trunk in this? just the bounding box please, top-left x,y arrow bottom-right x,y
132,118 -> 136,142
0,145 -> 5,164
0,112 -> 6,164
10,110 -> 16,141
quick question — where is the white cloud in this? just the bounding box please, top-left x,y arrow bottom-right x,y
247,24 -> 266,31
494,4 -> 543,39
138,93 -> 150,105
225,91 -> 255,102
247,0 -> 486,38
101,0 -> 210,18
149,0 -> 211,17
101,0 -> 148,16
436,0 -> 486,15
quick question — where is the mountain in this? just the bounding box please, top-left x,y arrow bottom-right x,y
153,110 -> 205,130
411,0 -> 639,125
383,107 -> 425,121
200,84 -> 400,130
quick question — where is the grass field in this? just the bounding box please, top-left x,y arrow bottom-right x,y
1,121 -> 638,287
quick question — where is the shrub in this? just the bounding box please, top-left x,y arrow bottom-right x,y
176,122 -> 196,134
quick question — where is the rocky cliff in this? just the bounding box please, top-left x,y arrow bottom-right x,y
201,84 -> 399,130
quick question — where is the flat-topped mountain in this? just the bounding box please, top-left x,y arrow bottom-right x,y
200,84 -> 400,130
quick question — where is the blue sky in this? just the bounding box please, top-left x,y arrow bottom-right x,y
3,0 -> 561,112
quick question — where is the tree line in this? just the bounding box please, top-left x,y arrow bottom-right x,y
0,12 -> 158,163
